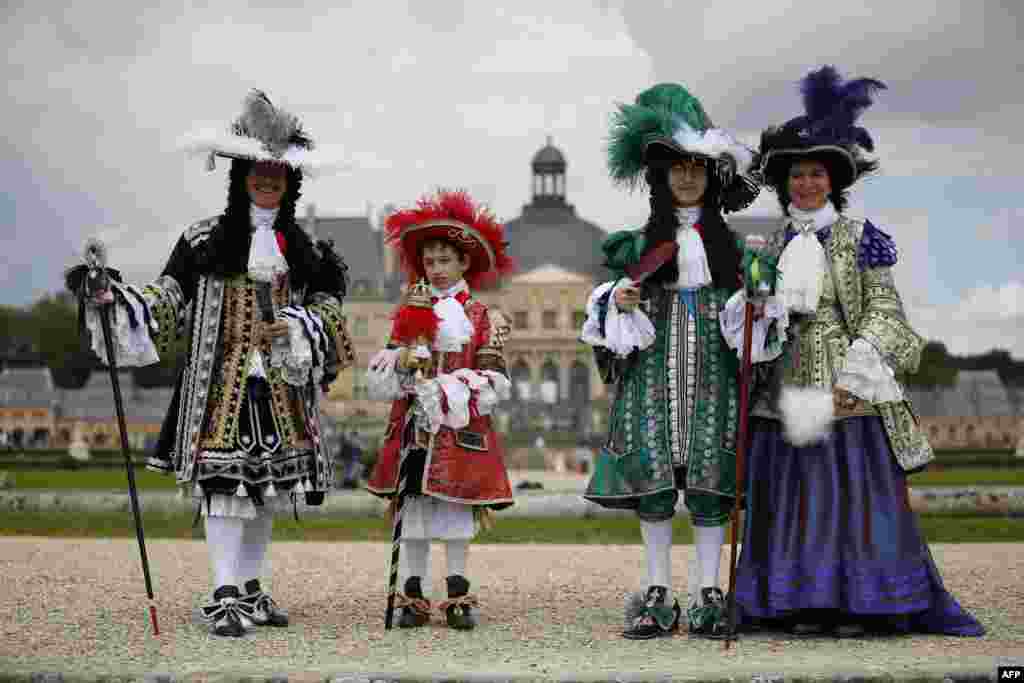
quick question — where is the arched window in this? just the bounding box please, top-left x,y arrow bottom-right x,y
540,360 -> 559,404
511,360 -> 531,402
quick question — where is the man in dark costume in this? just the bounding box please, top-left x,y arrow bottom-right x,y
76,91 -> 354,636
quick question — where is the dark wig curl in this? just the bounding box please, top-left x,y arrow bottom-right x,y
641,160 -> 742,289
193,158 -> 321,291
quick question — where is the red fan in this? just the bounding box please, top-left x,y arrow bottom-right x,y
625,242 -> 679,282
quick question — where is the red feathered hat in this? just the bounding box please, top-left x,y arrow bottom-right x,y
384,190 -> 514,290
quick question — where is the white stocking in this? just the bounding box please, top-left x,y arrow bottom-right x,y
237,513 -> 273,589
404,539 -> 430,579
639,519 -> 673,603
445,539 -> 469,577
204,515 -> 244,592
694,524 -> 725,589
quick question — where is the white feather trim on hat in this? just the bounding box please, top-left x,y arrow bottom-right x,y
672,121 -> 755,174
178,129 -> 352,178
779,386 -> 834,446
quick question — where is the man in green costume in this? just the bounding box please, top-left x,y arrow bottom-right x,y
579,83 -> 760,639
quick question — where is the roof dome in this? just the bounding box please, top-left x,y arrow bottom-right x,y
531,137 -> 566,172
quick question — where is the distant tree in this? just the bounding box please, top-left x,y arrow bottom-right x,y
903,341 -> 958,388
27,292 -> 95,388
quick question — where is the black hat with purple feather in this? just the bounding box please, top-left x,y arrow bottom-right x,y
757,65 -> 886,192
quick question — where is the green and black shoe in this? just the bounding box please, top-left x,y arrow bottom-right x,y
687,587 -> 730,639
623,586 -> 681,640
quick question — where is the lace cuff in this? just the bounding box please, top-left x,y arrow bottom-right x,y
436,374 -> 471,430
84,283 -> 160,367
270,306 -> 326,387
367,349 -> 407,401
836,338 -> 903,403
580,280 -> 655,357
412,379 -> 444,435
718,290 -> 788,364
449,368 -> 511,417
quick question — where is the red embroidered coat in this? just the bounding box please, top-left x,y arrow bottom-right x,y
366,290 -> 514,509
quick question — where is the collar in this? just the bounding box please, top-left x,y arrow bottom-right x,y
675,206 -> 701,231
251,204 -> 279,232
429,279 -> 469,299
787,203 -> 838,233
429,280 -> 470,305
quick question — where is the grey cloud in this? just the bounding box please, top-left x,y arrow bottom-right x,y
618,1 -> 1022,130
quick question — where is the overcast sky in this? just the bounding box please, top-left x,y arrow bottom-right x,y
4,0 -> 1022,356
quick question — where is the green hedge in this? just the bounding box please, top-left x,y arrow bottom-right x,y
931,449 -> 1020,468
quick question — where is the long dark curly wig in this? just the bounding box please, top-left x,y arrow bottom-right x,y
192,158 -> 322,292
641,161 -> 742,289
764,151 -> 878,215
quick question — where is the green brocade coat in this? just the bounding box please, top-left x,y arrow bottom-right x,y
584,230 -> 741,508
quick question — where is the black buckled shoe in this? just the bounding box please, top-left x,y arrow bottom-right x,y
787,621 -> 827,637
441,575 -> 478,630
396,576 -> 432,628
687,587 -> 731,639
241,579 -> 289,627
201,585 -> 251,637
623,585 -> 681,640
833,620 -> 866,639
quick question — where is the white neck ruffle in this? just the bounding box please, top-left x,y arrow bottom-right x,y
430,279 -> 473,352
674,207 -> 711,289
247,204 -> 287,282
788,203 -> 838,233
775,203 -> 839,314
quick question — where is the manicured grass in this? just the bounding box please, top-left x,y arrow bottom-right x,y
1,511 -> 1020,543
5,468 -> 179,490
6,464 -> 1024,491
908,467 -> 1024,487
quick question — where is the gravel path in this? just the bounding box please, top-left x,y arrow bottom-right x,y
1,538 -> 1021,681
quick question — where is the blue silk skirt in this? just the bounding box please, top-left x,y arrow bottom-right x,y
734,416 -> 984,636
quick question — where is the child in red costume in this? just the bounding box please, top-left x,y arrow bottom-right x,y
366,190 -> 515,630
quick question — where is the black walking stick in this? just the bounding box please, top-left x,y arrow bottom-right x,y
78,240 -> 160,636
383,284 -> 438,630
384,439 -> 412,630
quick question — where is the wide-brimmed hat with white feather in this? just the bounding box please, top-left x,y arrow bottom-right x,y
179,90 -> 350,177
606,83 -> 759,213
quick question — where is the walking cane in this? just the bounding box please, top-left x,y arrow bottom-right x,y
384,351 -> 429,630
82,241 -> 161,636
383,282 -> 438,630
724,297 -> 754,650
384,439 -> 412,630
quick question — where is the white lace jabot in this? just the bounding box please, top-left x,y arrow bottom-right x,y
247,204 -> 287,283
673,206 -> 711,289
429,279 -> 473,352
775,203 -> 838,313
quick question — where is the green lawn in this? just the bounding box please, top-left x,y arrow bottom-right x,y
5,468 -> 179,490
1,510 -> 1020,543
5,465 -> 1024,491
909,467 -> 1024,487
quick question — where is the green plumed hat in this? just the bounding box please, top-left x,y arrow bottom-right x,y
606,83 -> 759,212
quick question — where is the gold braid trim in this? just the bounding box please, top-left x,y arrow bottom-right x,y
395,594 -> 432,616
437,595 -> 479,613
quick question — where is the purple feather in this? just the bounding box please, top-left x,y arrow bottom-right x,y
800,65 -> 886,136
801,65 -> 843,120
